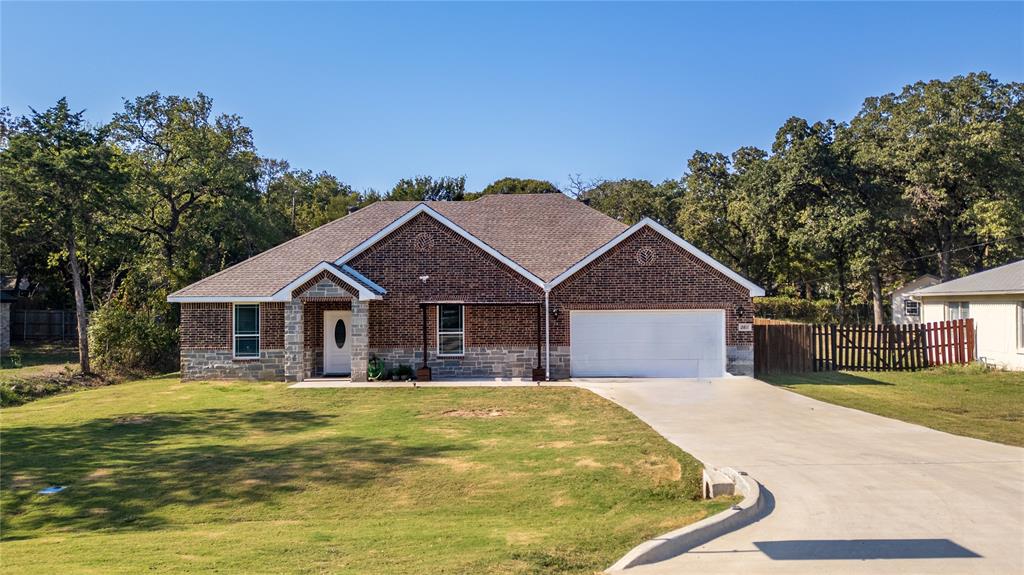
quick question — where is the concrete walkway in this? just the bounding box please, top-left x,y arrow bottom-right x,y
289,378 -> 575,388
578,377 -> 1024,574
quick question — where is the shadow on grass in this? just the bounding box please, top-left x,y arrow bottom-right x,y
760,372 -> 894,387
1,408 -> 460,538
3,344 -> 78,369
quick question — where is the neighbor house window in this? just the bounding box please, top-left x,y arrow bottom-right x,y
233,304 -> 260,358
1018,302 -> 1024,351
946,301 -> 970,321
904,299 -> 920,316
437,304 -> 464,356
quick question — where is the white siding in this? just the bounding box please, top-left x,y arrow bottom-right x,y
920,296 -> 1024,371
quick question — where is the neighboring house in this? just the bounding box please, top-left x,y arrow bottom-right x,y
891,274 -> 940,325
168,194 -> 764,382
911,259 -> 1024,371
0,291 -> 14,354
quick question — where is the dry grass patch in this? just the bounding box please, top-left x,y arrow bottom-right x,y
1,380 -> 735,575
441,408 -> 510,418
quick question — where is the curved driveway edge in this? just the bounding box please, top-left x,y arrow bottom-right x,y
608,468 -> 769,571
577,377 -> 1024,574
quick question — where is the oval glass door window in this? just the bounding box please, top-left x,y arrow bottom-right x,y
334,319 -> 347,348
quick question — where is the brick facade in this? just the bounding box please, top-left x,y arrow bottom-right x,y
177,214 -> 756,381
261,302 -> 285,350
291,272 -> 357,299
180,303 -> 231,349
548,228 -> 754,375
347,214 -> 544,350
549,228 -> 753,347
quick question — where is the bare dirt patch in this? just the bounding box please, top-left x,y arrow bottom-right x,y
505,530 -> 544,545
574,457 -> 604,469
551,492 -> 574,507
441,408 -> 509,418
636,456 -> 682,482
85,468 -> 112,481
538,440 -> 576,449
113,415 -> 153,425
424,456 -> 487,472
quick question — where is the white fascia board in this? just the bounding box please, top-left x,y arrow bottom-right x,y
545,218 -> 766,297
339,264 -> 387,295
335,203 -> 547,289
271,261 -> 382,301
911,290 -> 1024,298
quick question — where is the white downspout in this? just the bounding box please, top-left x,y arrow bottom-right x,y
544,289 -> 551,380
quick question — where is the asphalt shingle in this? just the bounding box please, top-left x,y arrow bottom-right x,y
170,193 -> 628,298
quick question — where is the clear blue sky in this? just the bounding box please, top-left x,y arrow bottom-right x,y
3,1 -> 1021,193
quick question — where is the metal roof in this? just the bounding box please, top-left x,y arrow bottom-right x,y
912,259 -> 1024,297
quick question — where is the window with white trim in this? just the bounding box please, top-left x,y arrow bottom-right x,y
904,299 -> 920,316
437,304 -> 464,356
945,301 -> 970,321
234,304 -> 260,358
1017,302 -> 1024,351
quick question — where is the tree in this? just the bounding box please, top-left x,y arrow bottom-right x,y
572,177 -> 682,226
851,72 -> 1024,280
387,175 -> 466,201
264,167 -> 361,234
770,117 -> 866,318
109,92 -> 263,288
0,99 -> 127,373
465,177 -> 559,199
680,148 -> 779,288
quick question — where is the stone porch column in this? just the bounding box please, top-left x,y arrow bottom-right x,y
350,300 -> 369,382
284,299 -> 304,382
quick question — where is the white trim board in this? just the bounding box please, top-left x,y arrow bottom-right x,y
334,203 -> 547,289
545,217 -> 766,297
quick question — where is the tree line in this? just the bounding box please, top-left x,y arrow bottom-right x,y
1,71 -> 1021,374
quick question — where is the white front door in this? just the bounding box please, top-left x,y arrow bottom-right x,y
323,310 -> 352,375
569,309 -> 726,378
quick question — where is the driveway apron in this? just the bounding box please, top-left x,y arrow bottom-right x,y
578,377 -> 1024,575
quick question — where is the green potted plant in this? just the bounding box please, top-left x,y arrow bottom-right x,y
367,356 -> 385,381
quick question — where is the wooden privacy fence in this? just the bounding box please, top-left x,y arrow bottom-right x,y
755,319 -> 975,375
10,309 -> 79,342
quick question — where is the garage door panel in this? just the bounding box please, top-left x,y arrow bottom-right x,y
570,310 -> 725,377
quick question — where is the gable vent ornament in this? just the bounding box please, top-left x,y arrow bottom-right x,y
636,247 -> 656,267
413,232 -> 434,253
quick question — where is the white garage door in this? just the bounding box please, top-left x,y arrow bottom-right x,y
570,310 -> 725,378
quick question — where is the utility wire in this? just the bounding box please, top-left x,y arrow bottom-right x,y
788,234 -> 1024,288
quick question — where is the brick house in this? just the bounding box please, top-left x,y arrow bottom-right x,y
168,194 -> 764,382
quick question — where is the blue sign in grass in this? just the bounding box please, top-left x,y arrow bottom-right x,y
38,486 -> 66,494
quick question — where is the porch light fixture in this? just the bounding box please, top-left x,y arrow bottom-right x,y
551,305 -> 562,321
734,305 -> 747,320
419,275 -> 429,284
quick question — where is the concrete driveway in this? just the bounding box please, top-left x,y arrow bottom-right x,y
578,377 -> 1024,574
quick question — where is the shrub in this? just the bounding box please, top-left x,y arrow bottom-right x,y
0,369 -> 111,407
2,348 -> 23,369
89,299 -> 178,375
754,296 -> 837,324
367,356 -> 385,380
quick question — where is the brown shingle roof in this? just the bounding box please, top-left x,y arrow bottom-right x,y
170,193 -> 627,298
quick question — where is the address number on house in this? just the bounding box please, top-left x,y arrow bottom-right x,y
737,323 -> 753,332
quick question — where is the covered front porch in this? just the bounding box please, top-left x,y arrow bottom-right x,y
412,301 -> 547,382
287,297 -> 551,383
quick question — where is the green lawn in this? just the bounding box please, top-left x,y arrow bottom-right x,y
0,343 -> 79,383
0,377 -> 732,574
762,365 -> 1024,447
